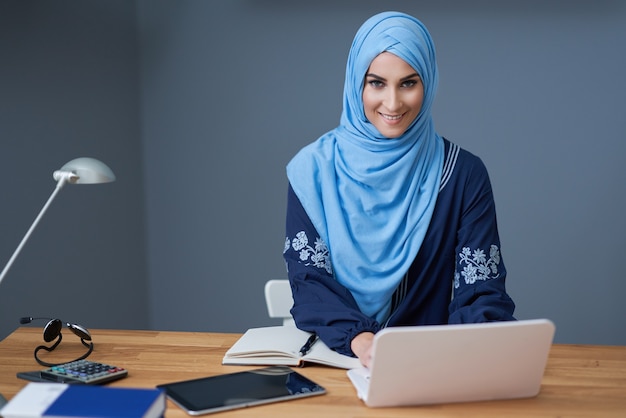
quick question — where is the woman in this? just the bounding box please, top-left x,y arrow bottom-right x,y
283,11 -> 515,368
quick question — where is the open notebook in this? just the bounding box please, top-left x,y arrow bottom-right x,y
223,326 -> 361,369
347,319 -> 555,407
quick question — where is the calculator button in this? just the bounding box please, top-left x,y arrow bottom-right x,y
40,360 -> 128,385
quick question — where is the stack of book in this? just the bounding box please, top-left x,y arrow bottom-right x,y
0,383 -> 165,418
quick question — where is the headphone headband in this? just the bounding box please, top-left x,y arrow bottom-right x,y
21,316 -> 94,367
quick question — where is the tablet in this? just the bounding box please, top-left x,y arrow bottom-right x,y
157,366 -> 326,415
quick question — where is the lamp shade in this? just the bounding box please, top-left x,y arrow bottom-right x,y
53,157 -> 116,184
0,157 -> 115,288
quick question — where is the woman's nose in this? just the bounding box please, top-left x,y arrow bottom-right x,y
382,88 -> 402,111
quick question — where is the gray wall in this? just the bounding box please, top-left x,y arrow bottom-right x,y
1,1 -> 625,347
0,1 -> 149,339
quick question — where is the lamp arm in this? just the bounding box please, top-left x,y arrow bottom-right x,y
0,173 -> 72,287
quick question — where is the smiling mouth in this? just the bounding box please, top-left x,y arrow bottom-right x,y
379,112 -> 403,121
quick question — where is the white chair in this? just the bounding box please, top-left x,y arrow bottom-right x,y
264,279 -> 295,326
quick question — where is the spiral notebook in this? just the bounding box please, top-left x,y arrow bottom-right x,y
347,319 -> 555,407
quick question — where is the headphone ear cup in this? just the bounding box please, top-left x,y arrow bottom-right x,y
42,319 -> 62,342
67,323 -> 91,341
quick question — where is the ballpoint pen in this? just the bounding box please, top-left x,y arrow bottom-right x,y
299,334 -> 318,356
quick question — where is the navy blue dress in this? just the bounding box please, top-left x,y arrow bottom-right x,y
283,139 -> 516,356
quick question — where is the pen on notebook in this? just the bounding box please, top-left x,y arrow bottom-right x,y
299,334 -> 318,356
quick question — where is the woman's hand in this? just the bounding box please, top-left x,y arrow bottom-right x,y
351,332 -> 375,368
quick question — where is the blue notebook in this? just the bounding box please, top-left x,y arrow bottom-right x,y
0,383 -> 165,418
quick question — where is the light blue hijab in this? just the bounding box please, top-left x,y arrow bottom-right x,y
287,11 -> 444,323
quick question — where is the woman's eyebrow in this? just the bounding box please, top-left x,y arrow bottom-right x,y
365,72 -> 420,81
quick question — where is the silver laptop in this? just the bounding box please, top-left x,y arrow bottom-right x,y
347,319 -> 555,407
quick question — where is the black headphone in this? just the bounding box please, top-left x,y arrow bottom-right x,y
20,316 -> 94,367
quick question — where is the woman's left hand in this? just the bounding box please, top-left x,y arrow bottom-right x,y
351,332 -> 375,368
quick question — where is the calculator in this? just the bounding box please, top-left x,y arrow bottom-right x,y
17,359 -> 128,385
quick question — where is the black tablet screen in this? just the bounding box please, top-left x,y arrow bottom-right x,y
157,366 -> 325,415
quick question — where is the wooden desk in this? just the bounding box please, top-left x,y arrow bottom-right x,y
1,328 -> 625,417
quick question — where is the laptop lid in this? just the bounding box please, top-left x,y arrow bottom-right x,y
347,319 -> 555,407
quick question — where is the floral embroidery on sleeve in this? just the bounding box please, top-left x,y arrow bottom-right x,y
284,231 -> 333,275
454,245 -> 501,289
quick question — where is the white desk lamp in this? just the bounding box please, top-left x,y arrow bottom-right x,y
0,157 -> 116,287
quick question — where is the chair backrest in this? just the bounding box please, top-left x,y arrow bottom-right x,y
264,279 -> 295,326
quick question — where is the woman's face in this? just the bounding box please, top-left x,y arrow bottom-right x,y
362,52 -> 424,139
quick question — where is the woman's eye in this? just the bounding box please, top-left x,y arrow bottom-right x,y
401,79 -> 419,88
367,79 -> 384,88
